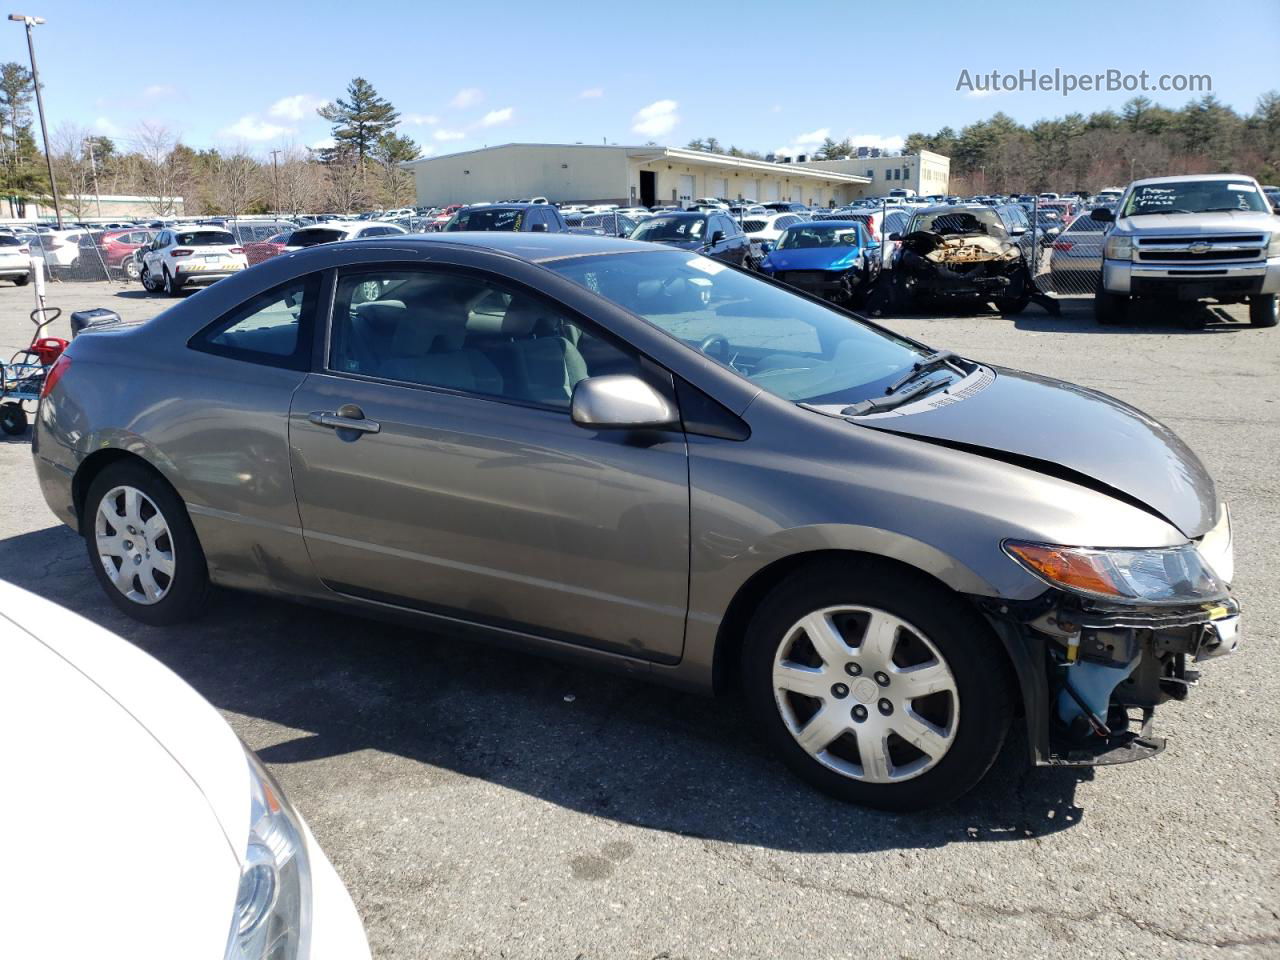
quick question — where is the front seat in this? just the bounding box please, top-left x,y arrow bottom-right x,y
501,299 -> 589,407
383,298 -> 503,395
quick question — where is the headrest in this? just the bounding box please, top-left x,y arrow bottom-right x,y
353,300 -> 406,333
497,298 -> 542,336
391,299 -> 467,357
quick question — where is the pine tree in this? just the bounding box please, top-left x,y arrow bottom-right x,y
317,78 -> 401,171
0,62 -> 46,216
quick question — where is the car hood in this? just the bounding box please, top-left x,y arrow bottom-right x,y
1,591 -> 242,958
1116,210 -> 1278,234
763,247 -> 860,271
861,366 -> 1216,537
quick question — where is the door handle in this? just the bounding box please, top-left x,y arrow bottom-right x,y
308,410 -> 381,434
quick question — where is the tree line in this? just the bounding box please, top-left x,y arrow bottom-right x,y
683,93 -> 1280,195
1,74 -> 422,219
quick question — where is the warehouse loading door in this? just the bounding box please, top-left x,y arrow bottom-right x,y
678,175 -> 695,207
640,170 -> 656,208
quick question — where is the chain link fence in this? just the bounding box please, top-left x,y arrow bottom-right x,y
1027,196 -> 1105,302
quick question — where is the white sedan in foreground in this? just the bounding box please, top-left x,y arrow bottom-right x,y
0,581 -> 370,960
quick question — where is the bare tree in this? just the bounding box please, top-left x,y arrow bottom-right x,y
274,144 -> 324,215
211,147 -> 260,218
324,150 -> 370,214
134,122 -> 187,215
51,123 -> 96,219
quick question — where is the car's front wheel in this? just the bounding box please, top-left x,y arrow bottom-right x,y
84,461 -> 209,625
1094,282 -> 1129,325
742,561 -> 1013,810
1249,293 -> 1278,328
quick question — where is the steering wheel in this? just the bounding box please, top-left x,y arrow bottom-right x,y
698,333 -> 731,362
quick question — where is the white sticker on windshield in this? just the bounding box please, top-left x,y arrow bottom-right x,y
1227,183 -> 1256,192
685,254 -> 727,275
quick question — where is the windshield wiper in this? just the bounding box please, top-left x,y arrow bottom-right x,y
885,350 -> 966,393
839,377 -> 950,417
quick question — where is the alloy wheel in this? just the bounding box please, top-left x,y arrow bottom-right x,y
771,605 -> 959,783
94,485 -> 176,605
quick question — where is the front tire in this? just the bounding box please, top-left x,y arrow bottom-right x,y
1094,282 -> 1129,325
0,402 -> 27,435
742,560 -> 1013,810
123,258 -> 141,281
83,460 -> 209,625
1249,293 -> 1278,328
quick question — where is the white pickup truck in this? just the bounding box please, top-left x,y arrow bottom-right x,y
1093,174 -> 1279,327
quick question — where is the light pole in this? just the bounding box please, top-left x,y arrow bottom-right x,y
8,13 -> 61,228
269,148 -> 281,214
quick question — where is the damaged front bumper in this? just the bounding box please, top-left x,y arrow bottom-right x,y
976,591 -> 1242,767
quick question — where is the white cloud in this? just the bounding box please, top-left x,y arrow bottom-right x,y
775,129 -> 905,158
579,87 -> 604,99
846,132 -> 906,152
269,94 -> 329,121
794,127 -> 830,147
221,115 -> 294,142
434,129 -> 466,141
631,99 -> 679,138
450,88 -> 483,109
403,112 -> 439,126
143,84 -> 175,99
770,104 -> 782,113
92,116 -> 121,136
479,107 -> 513,127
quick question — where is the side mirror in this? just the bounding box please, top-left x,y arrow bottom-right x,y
571,375 -> 677,430
1091,207 -> 1115,223
758,240 -> 773,254
529,222 -> 548,233
710,230 -> 725,244
888,232 -> 901,241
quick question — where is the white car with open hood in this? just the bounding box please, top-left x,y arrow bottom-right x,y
0,580 -> 371,960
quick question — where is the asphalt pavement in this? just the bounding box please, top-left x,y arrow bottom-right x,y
1,276 -> 1276,959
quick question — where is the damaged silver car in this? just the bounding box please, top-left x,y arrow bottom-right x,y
33,233 -> 1241,810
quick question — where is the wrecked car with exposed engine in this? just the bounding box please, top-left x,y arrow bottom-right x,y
882,206 -> 1040,314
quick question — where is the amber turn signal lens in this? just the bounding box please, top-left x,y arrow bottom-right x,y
1004,542 -> 1123,597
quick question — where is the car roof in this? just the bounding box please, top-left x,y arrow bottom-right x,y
347,231 -> 648,263
785,219 -> 862,228
1128,174 -> 1257,187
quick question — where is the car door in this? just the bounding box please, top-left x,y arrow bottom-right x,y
287,262 -> 691,661
142,232 -> 167,274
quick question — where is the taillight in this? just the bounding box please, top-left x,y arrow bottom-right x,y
229,247 -> 244,254
171,248 -> 193,257
41,354 -> 71,399
1053,241 -> 1073,251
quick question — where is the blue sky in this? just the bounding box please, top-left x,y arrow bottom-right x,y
10,0 -> 1279,158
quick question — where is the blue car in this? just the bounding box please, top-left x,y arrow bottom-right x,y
758,220 -> 881,305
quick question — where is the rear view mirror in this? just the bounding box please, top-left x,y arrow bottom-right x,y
1091,207 -> 1115,223
571,375 -> 677,430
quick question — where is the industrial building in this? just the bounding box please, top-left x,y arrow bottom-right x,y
793,150 -> 952,197
404,143 -> 874,208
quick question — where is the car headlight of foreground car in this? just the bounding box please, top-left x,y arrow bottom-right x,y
1005,522 -> 1231,607
224,750 -> 311,960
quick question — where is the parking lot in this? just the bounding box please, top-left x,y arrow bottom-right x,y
2,278 -> 1277,958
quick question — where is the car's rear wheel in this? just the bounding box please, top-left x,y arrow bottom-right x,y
164,268 -> 182,297
1094,282 -> 1129,325
742,561 -> 1012,810
0,402 -> 27,435
84,461 -> 208,625
1249,293 -> 1278,328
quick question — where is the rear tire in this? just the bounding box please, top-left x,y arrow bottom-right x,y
1249,293 -> 1278,328
741,560 -> 1013,810
0,402 -> 27,435
164,267 -> 182,297
1094,282 -> 1129,325
14,273 -> 29,286
123,258 -> 141,281
83,460 -> 209,625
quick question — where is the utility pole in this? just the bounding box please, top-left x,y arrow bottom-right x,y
269,148 -> 281,214
8,13 -> 62,228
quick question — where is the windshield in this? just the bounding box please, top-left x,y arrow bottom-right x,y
289,228 -> 345,246
445,208 -> 524,231
631,216 -> 706,242
177,231 -> 235,246
545,250 -> 926,405
1121,180 -> 1269,216
909,209 -> 1007,238
776,224 -> 863,249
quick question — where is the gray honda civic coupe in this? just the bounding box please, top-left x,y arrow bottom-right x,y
32,232 -> 1241,810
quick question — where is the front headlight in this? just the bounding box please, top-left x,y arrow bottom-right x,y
1004,540 -> 1228,605
1267,232 -> 1280,258
224,750 -> 312,960
1197,502 -> 1234,584
1104,234 -> 1133,261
